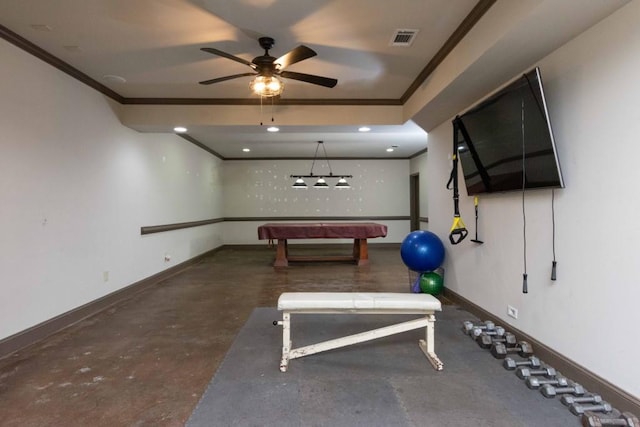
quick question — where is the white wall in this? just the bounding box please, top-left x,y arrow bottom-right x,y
409,151 -> 429,230
0,40 -> 224,340
222,159 -> 411,243
421,1 -> 640,397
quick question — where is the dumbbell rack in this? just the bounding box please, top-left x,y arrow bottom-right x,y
461,320 -> 639,426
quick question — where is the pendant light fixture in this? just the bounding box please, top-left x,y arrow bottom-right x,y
290,141 -> 352,189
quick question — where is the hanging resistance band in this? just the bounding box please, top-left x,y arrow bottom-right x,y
446,118 -> 468,245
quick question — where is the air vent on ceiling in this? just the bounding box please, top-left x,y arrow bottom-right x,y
390,29 -> 419,47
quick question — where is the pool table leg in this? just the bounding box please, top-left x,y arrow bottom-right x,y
274,239 -> 289,267
354,238 -> 369,266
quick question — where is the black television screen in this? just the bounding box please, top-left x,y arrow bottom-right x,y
455,67 -> 564,195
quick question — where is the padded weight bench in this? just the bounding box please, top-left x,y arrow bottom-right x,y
275,292 -> 444,372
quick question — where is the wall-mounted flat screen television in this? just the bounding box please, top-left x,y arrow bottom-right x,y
454,67 -> 564,196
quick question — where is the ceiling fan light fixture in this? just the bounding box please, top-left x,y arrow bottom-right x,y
250,75 -> 284,97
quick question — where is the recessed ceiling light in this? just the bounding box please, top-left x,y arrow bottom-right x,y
358,126 -> 371,132
267,126 -> 279,132
386,147 -> 394,152
103,75 -> 127,83
242,148 -> 251,152
173,126 -> 187,133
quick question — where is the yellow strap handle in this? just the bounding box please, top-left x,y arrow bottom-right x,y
449,215 -> 468,245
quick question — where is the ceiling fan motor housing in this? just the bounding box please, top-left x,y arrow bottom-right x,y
258,37 -> 275,51
253,55 -> 277,75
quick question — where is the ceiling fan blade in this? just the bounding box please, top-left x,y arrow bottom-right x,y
275,45 -> 317,70
279,71 -> 338,88
200,47 -> 254,68
199,72 -> 256,85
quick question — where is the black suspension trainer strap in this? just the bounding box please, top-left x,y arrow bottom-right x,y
447,118 -> 468,245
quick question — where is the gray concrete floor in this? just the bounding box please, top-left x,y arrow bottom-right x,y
0,244 -> 419,426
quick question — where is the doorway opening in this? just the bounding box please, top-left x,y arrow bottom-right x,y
410,173 -> 420,231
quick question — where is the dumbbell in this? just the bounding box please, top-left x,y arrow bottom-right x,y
503,356 -> 541,370
477,331 -> 516,349
540,382 -> 585,398
462,320 -> 495,336
581,411 -> 640,427
562,394 -> 603,406
525,375 -> 568,390
515,366 -> 556,380
490,341 -> 534,359
570,402 -> 612,416
471,325 -> 505,338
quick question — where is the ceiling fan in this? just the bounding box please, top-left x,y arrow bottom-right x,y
198,37 -> 338,95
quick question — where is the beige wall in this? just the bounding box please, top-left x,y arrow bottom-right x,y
222,158 -> 411,244
0,39 -> 224,340
419,1 -> 640,398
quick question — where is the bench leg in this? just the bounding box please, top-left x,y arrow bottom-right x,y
279,316 -> 443,371
278,312 -> 292,372
418,314 -> 444,371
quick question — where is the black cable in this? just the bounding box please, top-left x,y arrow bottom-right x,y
310,142 -> 321,174
321,141 -> 333,175
552,189 -> 556,259
551,189 -> 557,280
521,97 -> 528,294
524,70 -> 558,282
523,71 -> 545,119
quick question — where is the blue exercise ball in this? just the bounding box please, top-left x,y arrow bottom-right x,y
400,230 -> 445,273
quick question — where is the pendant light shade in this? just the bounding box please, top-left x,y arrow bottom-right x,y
313,178 -> 329,188
292,178 -> 308,189
335,177 -> 351,188
290,141 -> 352,189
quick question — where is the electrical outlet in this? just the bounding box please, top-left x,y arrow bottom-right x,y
164,254 -> 171,262
507,305 -> 518,319
103,271 -> 109,282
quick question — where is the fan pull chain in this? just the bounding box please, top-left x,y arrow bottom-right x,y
271,96 -> 275,123
259,95 -> 264,126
